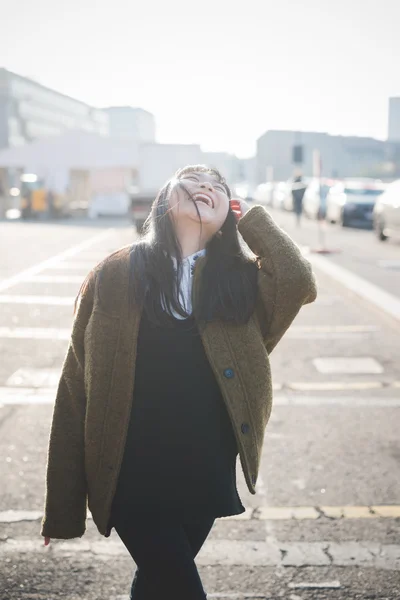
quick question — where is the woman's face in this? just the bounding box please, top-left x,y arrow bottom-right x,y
168,171 -> 230,234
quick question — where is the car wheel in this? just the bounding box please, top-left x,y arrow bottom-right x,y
375,218 -> 388,241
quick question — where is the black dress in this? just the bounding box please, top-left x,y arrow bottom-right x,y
110,310 -> 245,522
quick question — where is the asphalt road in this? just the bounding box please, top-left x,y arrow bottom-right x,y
0,213 -> 399,600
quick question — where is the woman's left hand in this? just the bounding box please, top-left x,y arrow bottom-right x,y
230,198 -> 251,223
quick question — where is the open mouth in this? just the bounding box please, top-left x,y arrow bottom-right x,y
193,193 -> 214,208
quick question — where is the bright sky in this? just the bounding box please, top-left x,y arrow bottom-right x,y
2,0 -> 399,157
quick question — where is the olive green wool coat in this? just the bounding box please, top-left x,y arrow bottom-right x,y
41,206 -> 317,540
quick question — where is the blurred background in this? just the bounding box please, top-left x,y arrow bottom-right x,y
0,0 -> 399,230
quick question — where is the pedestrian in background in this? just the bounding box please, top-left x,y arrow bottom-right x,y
41,165 -> 317,599
291,174 -> 308,227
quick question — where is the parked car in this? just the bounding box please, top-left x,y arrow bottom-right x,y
254,182 -> 274,206
272,181 -> 290,210
373,179 -> 400,241
303,178 -> 335,220
326,179 -> 385,228
302,179 -> 320,219
254,181 -> 289,209
232,182 -> 256,203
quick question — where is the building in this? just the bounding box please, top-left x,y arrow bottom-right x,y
0,68 -> 109,150
388,97 -> 400,142
105,106 -> 156,143
256,130 -> 400,183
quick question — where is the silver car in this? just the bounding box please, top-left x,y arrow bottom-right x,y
326,179 -> 385,228
373,179 -> 400,241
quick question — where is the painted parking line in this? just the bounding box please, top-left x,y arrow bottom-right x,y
0,229 -> 114,293
286,324 -> 380,340
0,387 -> 55,404
286,381 -> 385,391
313,357 -> 384,375
6,368 -> 60,387
2,505 -> 399,524
49,261 -> 99,270
274,395 -> 400,406
21,274 -> 85,284
0,295 -> 75,306
292,325 -> 379,333
2,388 -> 400,406
1,537 -> 399,569
0,327 -> 70,340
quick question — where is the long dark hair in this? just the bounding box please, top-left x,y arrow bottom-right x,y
131,165 -> 259,326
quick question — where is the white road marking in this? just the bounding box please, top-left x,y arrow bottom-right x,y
308,252 -> 400,322
0,295 -> 75,306
0,229 -> 114,293
6,368 -> 61,388
0,387 -> 55,404
292,325 -> 379,333
313,357 -> 384,375
274,395 -> 400,407
287,324 -> 379,340
0,327 -> 70,340
208,595 -> 265,599
3,505 -> 400,524
21,274 -> 85,283
289,582 -> 341,590
2,389 -> 400,407
288,332 -> 375,340
50,261 -> 98,270
287,381 -> 385,391
2,538 -> 399,569
0,510 -> 43,523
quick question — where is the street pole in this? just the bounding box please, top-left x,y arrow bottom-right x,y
311,149 -> 340,255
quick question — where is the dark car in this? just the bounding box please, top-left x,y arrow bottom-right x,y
373,179 -> 400,241
326,180 -> 385,228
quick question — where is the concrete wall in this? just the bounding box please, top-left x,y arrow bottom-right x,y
388,98 -> 400,142
256,130 -> 399,183
0,68 -> 109,149
138,143 -> 203,193
106,107 -> 156,143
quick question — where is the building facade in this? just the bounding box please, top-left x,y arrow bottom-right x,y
105,106 -> 155,143
388,97 -> 400,142
256,130 -> 400,183
0,68 -> 109,150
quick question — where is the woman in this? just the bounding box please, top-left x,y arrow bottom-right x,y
41,165 -> 317,599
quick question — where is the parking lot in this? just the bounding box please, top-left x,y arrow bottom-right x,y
0,213 -> 399,599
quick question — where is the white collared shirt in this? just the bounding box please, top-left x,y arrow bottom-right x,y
169,249 -> 206,319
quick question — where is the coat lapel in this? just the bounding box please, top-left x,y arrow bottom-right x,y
97,248 -> 144,516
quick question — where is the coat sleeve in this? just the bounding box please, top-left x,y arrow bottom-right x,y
238,205 -> 317,354
41,272 -> 96,539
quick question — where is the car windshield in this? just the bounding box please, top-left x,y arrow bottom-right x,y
345,188 -> 383,197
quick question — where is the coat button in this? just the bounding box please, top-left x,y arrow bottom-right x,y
223,368 -> 235,379
241,422 -> 250,434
